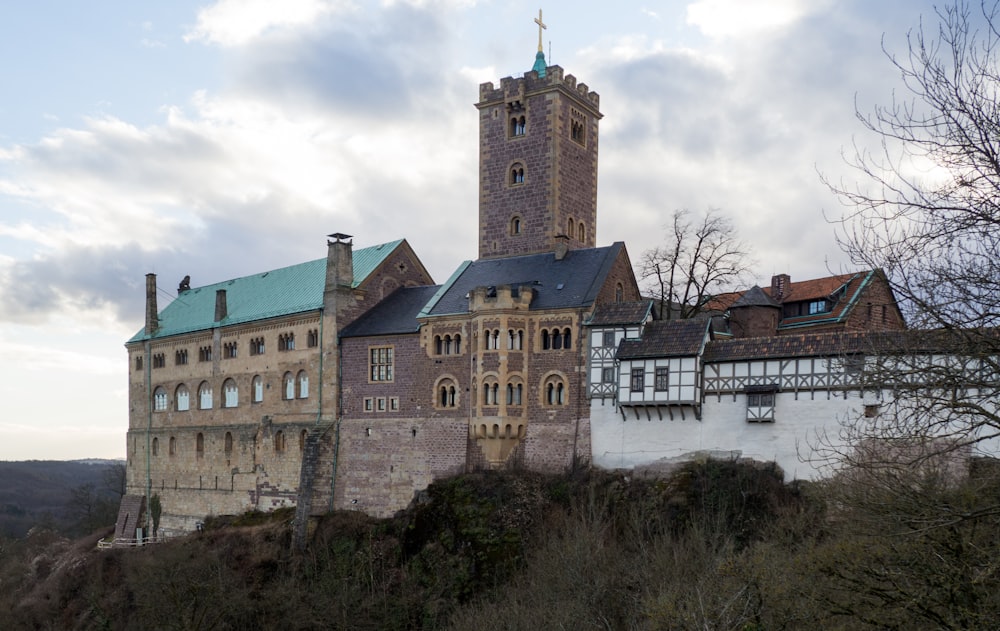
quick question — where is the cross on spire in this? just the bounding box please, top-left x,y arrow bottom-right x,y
534,9 -> 546,53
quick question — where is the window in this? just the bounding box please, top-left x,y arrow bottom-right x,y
602,367 -> 615,384
196,433 -> 204,458
169,436 -> 176,456
864,404 -> 880,418
198,381 -> 213,409
483,381 -> 499,406
545,379 -> 567,405
510,216 -> 522,235
436,378 -> 458,408
602,330 -> 615,347
279,332 -> 295,351
299,429 -> 308,452
283,372 -> 295,400
377,397 -> 386,411
615,284 -> 624,303
175,349 -> 188,365
630,368 -> 645,392
510,115 -> 526,137
654,367 -> 669,391
274,430 -> 286,453
223,342 -> 237,358
390,397 -> 399,411
510,162 -> 525,185
199,345 -> 212,362
153,387 -> 168,412
370,346 -> 394,382
542,327 -> 570,350
223,378 -> 238,408
435,334 -> 463,356
176,384 -> 190,411
152,353 -> 165,369
567,218 -> 575,239
252,375 -> 263,403
364,397 -> 374,412
152,437 -> 159,456
746,387 -> 777,422
508,329 -> 523,350
807,300 -> 827,315
579,224 -> 586,242
135,356 -> 143,371
307,329 -> 319,348
506,382 -> 523,405
250,337 -> 265,355
571,118 -> 585,144
224,432 -> 233,455
298,371 -> 309,398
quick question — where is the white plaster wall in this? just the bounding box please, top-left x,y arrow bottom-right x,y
591,390 -> 866,481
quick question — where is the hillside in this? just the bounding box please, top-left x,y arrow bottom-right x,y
2,459 -> 1000,630
0,460 -> 124,538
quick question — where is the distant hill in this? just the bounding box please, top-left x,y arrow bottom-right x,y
0,460 -> 125,538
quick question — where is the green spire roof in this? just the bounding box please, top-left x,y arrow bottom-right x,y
128,239 -> 404,343
532,50 -> 547,77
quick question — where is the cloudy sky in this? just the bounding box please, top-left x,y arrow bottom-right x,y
0,0 -> 955,459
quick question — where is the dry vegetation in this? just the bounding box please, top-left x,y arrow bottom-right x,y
2,459 -> 1000,630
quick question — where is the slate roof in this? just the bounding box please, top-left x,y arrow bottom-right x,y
420,243 -> 625,317
585,300 -> 653,326
340,285 -> 441,338
730,286 -> 780,308
128,239 -> 405,343
616,319 -> 711,360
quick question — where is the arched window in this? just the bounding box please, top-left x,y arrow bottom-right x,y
169,436 -> 176,455
298,371 -> 309,399
252,375 -> 263,403
510,216 -> 522,235
196,432 -> 204,458
615,283 -> 624,303
299,429 -> 308,452
176,384 -> 190,411
567,218 -> 575,239
223,378 -> 238,408
579,224 -> 586,242
283,372 -> 294,400
563,328 -> 572,348
436,378 -> 459,409
552,329 -> 563,350
152,437 -> 159,456
454,334 -> 461,354
435,335 -> 443,355
224,431 -> 233,455
153,387 -> 167,412
543,375 -> 568,406
510,163 -> 525,185
542,329 -> 550,350
198,382 -> 212,410
444,335 -> 452,355
506,382 -> 524,405
274,430 -> 286,453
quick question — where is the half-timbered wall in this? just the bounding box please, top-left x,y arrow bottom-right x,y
618,356 -> 701,405
587,325 -> 642,400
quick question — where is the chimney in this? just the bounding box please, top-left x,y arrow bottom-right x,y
145,273 -> 159,335
771,274 -> 790,301
326,233 -> 354,289
554,234 -> 569,261
215,289 -> 228,322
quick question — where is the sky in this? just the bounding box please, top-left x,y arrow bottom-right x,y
0,0 -> 960,460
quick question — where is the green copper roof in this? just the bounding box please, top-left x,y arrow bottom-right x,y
128,239 -> 404,343
532,51 -> 547,77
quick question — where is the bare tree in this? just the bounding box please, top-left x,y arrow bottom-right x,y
820,3 -> 1000,626
638,209 -> 754,319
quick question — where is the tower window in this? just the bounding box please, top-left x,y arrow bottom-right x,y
510,216 -> 522,236
510,162 -> 525,185
571,119 -> 586,145
510,115 -> 526,137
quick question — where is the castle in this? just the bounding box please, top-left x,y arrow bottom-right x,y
122,31 -> 913,538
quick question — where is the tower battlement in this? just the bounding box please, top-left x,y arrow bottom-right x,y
478,65 -> 601,112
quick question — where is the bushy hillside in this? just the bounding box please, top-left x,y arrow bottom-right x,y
2,459 -> 999,630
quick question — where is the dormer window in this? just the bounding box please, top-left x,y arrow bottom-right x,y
807,299 -> 827,315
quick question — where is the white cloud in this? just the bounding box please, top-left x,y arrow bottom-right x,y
185,0 -> 354,46
686,0 -> 825,38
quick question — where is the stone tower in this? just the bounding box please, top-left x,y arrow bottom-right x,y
475,48 -> 602,260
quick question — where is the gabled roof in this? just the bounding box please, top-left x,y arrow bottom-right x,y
585,300 -> 654,326
702,331 -> 873,362
775,271 -> 872,329
128,239 -> 405,343
421,243 -> 625,317
340,285 -> 441,338
617,319 -> 711,360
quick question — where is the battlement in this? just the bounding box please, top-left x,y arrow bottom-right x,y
478,65 -> 600,112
